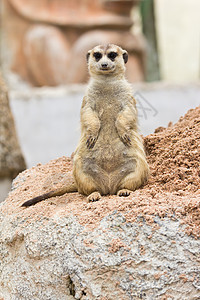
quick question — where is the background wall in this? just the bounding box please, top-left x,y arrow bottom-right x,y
155,0 -> 200,82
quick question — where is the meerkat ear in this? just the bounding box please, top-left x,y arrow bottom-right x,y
86,50 -> 91,62
122,51 -> 128,64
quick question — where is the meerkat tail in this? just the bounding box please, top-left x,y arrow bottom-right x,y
21,183 -> 78,207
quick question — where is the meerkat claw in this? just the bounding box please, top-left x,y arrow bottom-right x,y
117,189 -> 132,197
87,192 -> 101,202
86,136 -> 97,149
121,134 -> 131,146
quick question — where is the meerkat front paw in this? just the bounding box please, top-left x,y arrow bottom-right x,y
87,191 -> 101,202
86,135 -> 97,149
121,133 -> 131,146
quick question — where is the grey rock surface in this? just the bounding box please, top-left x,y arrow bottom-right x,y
0,72 -> 26,202
0,73 -> 26,178
0,170 -> 200,300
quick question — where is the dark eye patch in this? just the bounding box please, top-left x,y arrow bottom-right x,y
93,52 -> 102,61
107,52 -> 118,61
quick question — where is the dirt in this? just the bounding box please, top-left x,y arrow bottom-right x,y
1,106 -> 200,238
144,107 -> 200,194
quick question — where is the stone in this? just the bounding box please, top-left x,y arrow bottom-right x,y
0,72 -> 26,201
0,178 -> 12,203
24,25 -> 70,86
0,156 -> 199,299
1,107 -> 199,298
2,0 -> 145,86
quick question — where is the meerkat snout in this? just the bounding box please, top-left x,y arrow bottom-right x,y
87,44 -> 128,77
101,63 -> 108,69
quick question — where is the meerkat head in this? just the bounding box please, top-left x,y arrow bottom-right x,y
86,44 -> 128,79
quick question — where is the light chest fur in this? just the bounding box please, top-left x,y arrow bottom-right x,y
87,78 -> 133,129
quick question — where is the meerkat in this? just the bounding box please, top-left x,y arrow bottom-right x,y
22,44 -> 149,207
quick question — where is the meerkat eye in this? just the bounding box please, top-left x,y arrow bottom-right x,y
93,52 -> 102,61
108,52 -> 118,61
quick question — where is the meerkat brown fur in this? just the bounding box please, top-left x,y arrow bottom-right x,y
22,44 -> 149,207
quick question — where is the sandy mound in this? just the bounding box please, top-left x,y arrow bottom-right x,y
1,106 -> 200,238
144,106 -> 200,194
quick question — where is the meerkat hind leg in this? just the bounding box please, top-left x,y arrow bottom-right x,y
118,164 -> 149,198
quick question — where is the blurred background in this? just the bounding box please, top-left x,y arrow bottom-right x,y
0,0 -> 200,200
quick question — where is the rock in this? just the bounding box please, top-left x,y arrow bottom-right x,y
24,25 -> 70,86
0,73 -> 26,202
0,155 -> 199,299
8,0 -> 133,26
0,178 -> 12,204
3,0 -> 145,85
23,28 -> 145,85
0,107 -> 200,298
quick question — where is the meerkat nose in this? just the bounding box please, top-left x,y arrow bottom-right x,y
101,63 -> 108,68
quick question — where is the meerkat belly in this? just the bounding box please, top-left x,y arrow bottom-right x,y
94,101 -> 123,169
82,104 -> 136,194
83,139 -> 136,194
